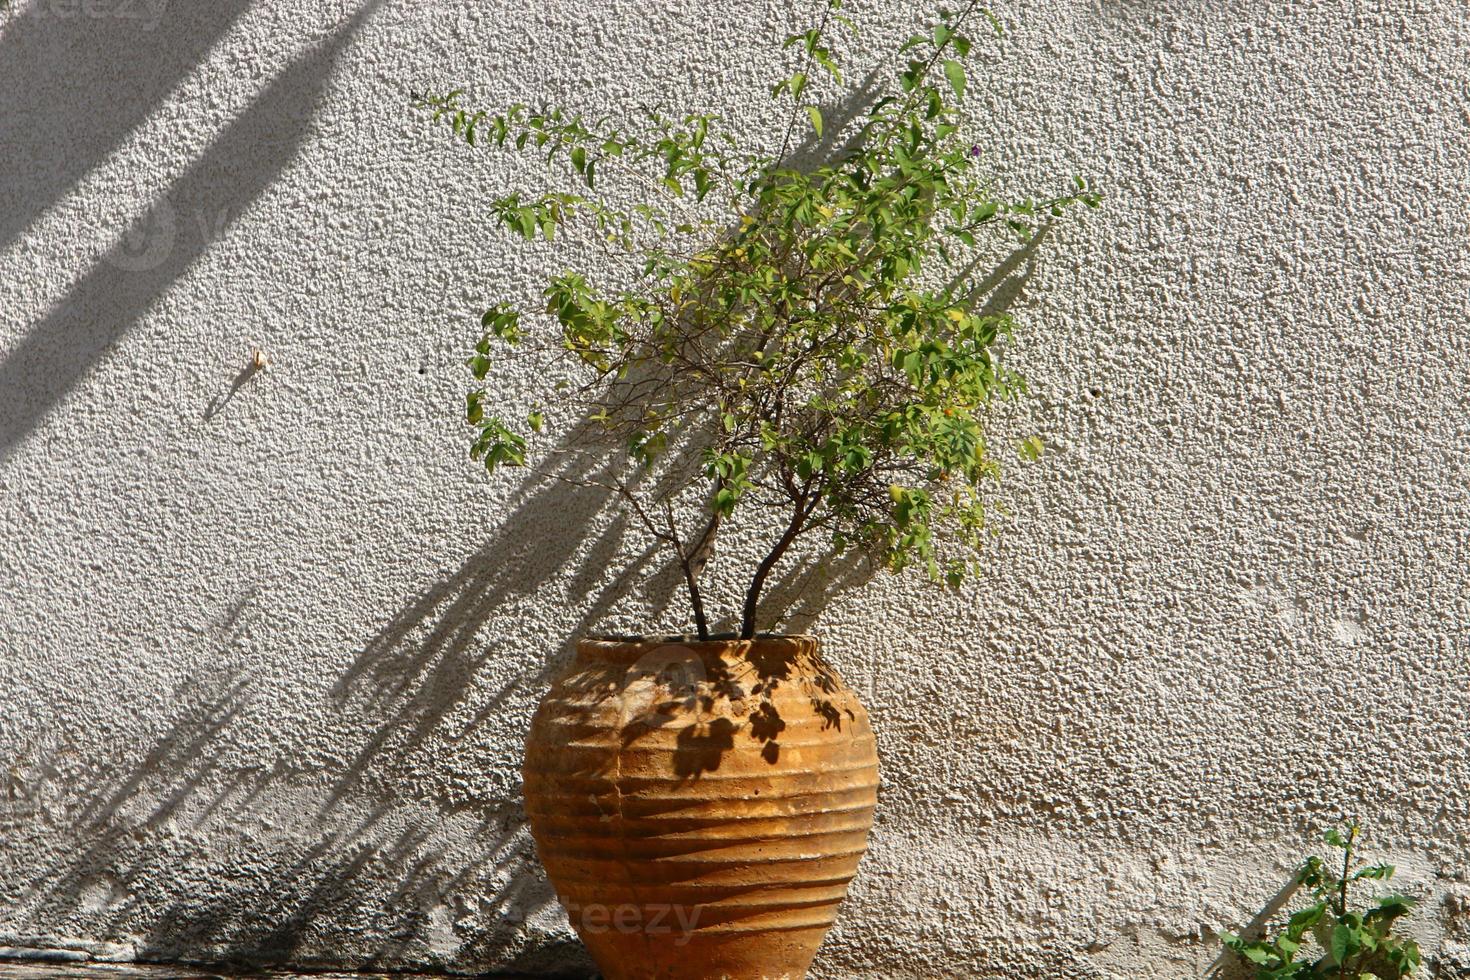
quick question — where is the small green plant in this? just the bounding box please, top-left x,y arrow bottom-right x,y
1223,823 -> 1422,980
416,1 -> 1097,638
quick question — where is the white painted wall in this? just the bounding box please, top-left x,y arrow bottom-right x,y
2,0 -> 1467,976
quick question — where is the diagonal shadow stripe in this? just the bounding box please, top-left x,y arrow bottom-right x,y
0,0 -> 252,253
0,1 -> 381,462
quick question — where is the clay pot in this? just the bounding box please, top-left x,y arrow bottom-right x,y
522,634 -> 880,980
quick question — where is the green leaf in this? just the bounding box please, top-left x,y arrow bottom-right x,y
1286,902 -> 1327,939
1330,923 -> 1355,964
943,59 -> 966,101
1240,945 -> 1273,965
813,49 -> 842,83
527,411 -> 544,433
472,418 -> 527,473
1354,864 -> 1395,881
806,105 -> 823,137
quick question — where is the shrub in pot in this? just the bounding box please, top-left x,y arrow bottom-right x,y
418,2 -> 1096,976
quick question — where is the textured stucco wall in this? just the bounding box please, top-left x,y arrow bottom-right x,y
2,0 -> 1468,976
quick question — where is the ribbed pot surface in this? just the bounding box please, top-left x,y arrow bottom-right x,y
523,635 -> 880,980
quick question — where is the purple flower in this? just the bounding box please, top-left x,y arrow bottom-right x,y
969,144 -> 981,157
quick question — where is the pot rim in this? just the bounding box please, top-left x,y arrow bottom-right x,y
576,633 -> 819,664
586,631 -> 816,643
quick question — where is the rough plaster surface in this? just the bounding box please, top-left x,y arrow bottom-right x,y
1,0 -> 1468,976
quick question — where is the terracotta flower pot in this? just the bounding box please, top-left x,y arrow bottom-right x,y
522,634 -> 880,980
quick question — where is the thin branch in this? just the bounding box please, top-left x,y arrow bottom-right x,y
773,0 -> 837,173
739,479 -> 824,638
662,499 -> 710,639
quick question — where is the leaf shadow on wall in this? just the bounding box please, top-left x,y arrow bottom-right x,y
0,0 -> 593,972
313,54 -> 1071,930
272,80 -> 921,970
2,595 -> 595,976
312,63 -> 924,804
1,37 -> 1076,977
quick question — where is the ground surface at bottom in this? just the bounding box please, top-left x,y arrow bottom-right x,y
0,963 -> 538,979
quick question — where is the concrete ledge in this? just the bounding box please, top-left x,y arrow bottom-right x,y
0,963 -> 540,979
